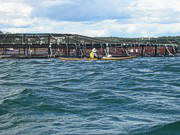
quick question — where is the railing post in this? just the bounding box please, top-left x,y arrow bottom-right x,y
155,45 -> 157,56
141,45 -> 144,57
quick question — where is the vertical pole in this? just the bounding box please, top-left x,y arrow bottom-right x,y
34,48 -> 36,55
26,46 -> 28,56
54,42 -> 57,57
64,36 -> 67,57
141,45 -> 144,57
30,43 -> 33,57
3,48 -> 4,55
164,46 -> 168,56
65,44 -> 67,57
175,46 -> 178,53
26,34 -> 28,56
4,47 -> 6,55
155,45 -> 157,56
123,45 -> 125,56
76,44 -> 78,57
68,46 -> 70,57
76,44 -> 80,57
24,47 -> 25,55
22,34 -> 25,56
67,36 -> 70,57
171,46 -> 175,54
48,34 -> 50,57
19,47 -> 20,55
48,44 -> 52,57
170,46 -> 173,55
48,47 -> 50,57
48,34 -> 51,57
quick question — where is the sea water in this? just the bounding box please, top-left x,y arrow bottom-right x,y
0,57 -> 180,135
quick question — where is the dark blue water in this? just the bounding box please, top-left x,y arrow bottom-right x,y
0,57 -> 180,135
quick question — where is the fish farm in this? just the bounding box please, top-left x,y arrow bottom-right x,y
0,33 -> 179,58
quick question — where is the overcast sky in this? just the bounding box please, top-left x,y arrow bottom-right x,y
0,0 -> 180,37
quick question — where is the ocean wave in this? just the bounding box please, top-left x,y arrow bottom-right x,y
133,121 -> 180,135
0,57 -> 180,134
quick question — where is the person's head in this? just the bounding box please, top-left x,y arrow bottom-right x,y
92,48 -> 97,53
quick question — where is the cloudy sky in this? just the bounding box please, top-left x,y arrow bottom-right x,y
0,0 -> 180,37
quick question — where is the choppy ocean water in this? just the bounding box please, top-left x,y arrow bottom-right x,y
0,57 -> 180,135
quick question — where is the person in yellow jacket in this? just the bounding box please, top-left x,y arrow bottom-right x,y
90,48 -> 98,59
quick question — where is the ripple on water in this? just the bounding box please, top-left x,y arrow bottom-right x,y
0,57 -> 180,134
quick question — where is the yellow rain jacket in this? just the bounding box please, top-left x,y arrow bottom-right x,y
90,52 -> 94,59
